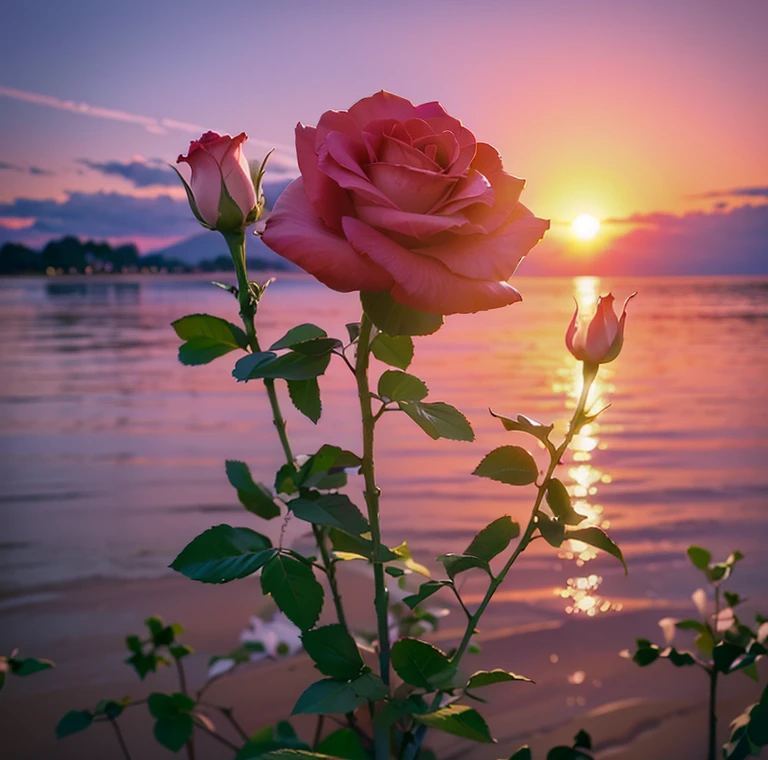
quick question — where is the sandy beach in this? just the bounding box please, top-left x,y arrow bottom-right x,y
2,567 -> 763,760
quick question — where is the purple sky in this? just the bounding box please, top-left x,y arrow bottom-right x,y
1,0 -> 766,272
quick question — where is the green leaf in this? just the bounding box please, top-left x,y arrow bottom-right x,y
466,669 -> 533,689
546,479 -> 584,525
399,401 -> 474,442
154,714 -> 194,752
632,640 -> 661,667
472,446 -> 538,485
713,641 -> 747,673
566,527 -> 627,573
437,553 -> 491,579
170,525 -> 274,583
261,554 -> 324,631
234,351 -> 331,382
147,692 -> 195,718
94,699 -> 126,718
509,747 -> 533,760
361,290 -> 443,336
270,324 -> 327,350
329,530 -> 399,563
287,379 -> 322,424
465,516 -> 520,562
301,625 -> 365,680
413,704 -> 494,744
292,679 -> 364,715
290,493 -> 369,536
56,710 -> 93,738
403,580 -> 452,610
686,545 -> 711,571
345,322 -> 361,343
675,619 -> 708,633
260,753 -> 341,760
8,657 -> 54,676
316,728 -> 368,760
662,647 -> 696,667
546,748 -> 593,760
391,638 -> 458,690
172,314 -> 248,366
371,333 -> 414,369
573,729 -> 592,750
170,644 -> 193,661
225,461 -> 281,519
291,337 -> 343,356
378,370 -> 428,402
489,410 -> 554,444
351,672 -> 388,701
537,513 -> 565,547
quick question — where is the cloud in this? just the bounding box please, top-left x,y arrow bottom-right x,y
688,186 -> 768,200
77,157 -> 295,205
0,161 -> 53,176
0,191 -> 197,239
78,159 -> 178,188
522,203 -> 768,276
0,86 -> 295,159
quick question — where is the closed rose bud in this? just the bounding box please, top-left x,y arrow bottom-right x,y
175,131 -> 259,232
566,292 -> 636,365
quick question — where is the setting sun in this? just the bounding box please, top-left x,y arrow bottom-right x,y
572,213 -> 601,240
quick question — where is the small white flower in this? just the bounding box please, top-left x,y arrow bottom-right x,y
691,588 -> 708,618
207,657 -> 236,679
240,611 -> 302,661
658,617 -> 678,645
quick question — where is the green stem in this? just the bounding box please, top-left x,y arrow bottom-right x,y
109,719 -> 132,760
403,362 -> 599,760
222,230 -> 352,636
175,659 -> 196,760
707,669 -> 718,760
355,312 -> 391,760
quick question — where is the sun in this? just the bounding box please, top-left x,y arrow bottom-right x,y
572,213 -> 601,240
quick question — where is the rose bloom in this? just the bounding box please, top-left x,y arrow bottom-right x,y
262,91 -> 549,315
566,292 -> 636,365
177,131 -> 258,231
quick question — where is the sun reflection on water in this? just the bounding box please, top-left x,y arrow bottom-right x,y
553,277 -> 624,617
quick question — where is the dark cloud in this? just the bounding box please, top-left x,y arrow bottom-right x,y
688,186 -> 768,200
78,159 -> 177,188
0,191 -> 198,238
0,161 -> 53,175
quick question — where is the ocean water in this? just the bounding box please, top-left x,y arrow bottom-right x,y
1,273 -> 767,622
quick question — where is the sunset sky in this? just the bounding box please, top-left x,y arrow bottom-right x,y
1,0 -> 766,274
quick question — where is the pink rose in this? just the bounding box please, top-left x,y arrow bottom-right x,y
566,292 -> 637,365
177,131 -> 258,232
262,91 -> 549,315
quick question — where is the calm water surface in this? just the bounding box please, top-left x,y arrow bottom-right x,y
1,274 -> 767,623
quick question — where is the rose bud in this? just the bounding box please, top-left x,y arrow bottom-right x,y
566,292 -> 637,365
262,91 -> 549,315
175,131 -> 263,233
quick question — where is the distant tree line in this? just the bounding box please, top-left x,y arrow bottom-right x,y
0,237 -> 248,275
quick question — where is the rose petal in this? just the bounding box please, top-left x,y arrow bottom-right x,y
318,147 -> 397,209
372,133 -> 441,172
347,90 -> 420,128
296,124 -> 353,232
417,204 -> 550,280
263,178 -> 393,293
315,109 -> 360,144
220,133 -> 257,217
435,169 -> 495,215
356,203 -> 477,240
412,130 -> 460,170
342,217 -> 522,315
366,163 -> 456,214
323,130 -> 369,179
419,113 -> 476,176
178,148 -> 222,227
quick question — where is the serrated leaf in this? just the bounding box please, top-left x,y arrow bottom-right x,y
170,525 -> 274,583
172,314 -> 248,366
378,370 -> 428,402
466,669 -> 533,689
413,704 -> 494,744
8,657 -> 54,676
234,351 -> 331,382
537,513 -> 565,547
489,410 -> 554,443
546,479 -> 584,525
287,378 -> 322,423
351,672 -> 388,701
290,493 -> 369,536
292,679 -> 364,715
566,527 -> 627,573
473,446 -> 538,485
361,290 -> 443,336
391,638 -> 458,690
56,710 -> 93,738
371,333 -> 414,369
399,401 -> 474,442
270,324 -> 327,350
465,516 -> 520,562
225,461 -> 281,519
403,580 -> 452,610
509,747 -> 533,760
687,545 -> 711,571
261,554 -> 324,631
301,625 -> 365,680
154,714 -> 193,752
